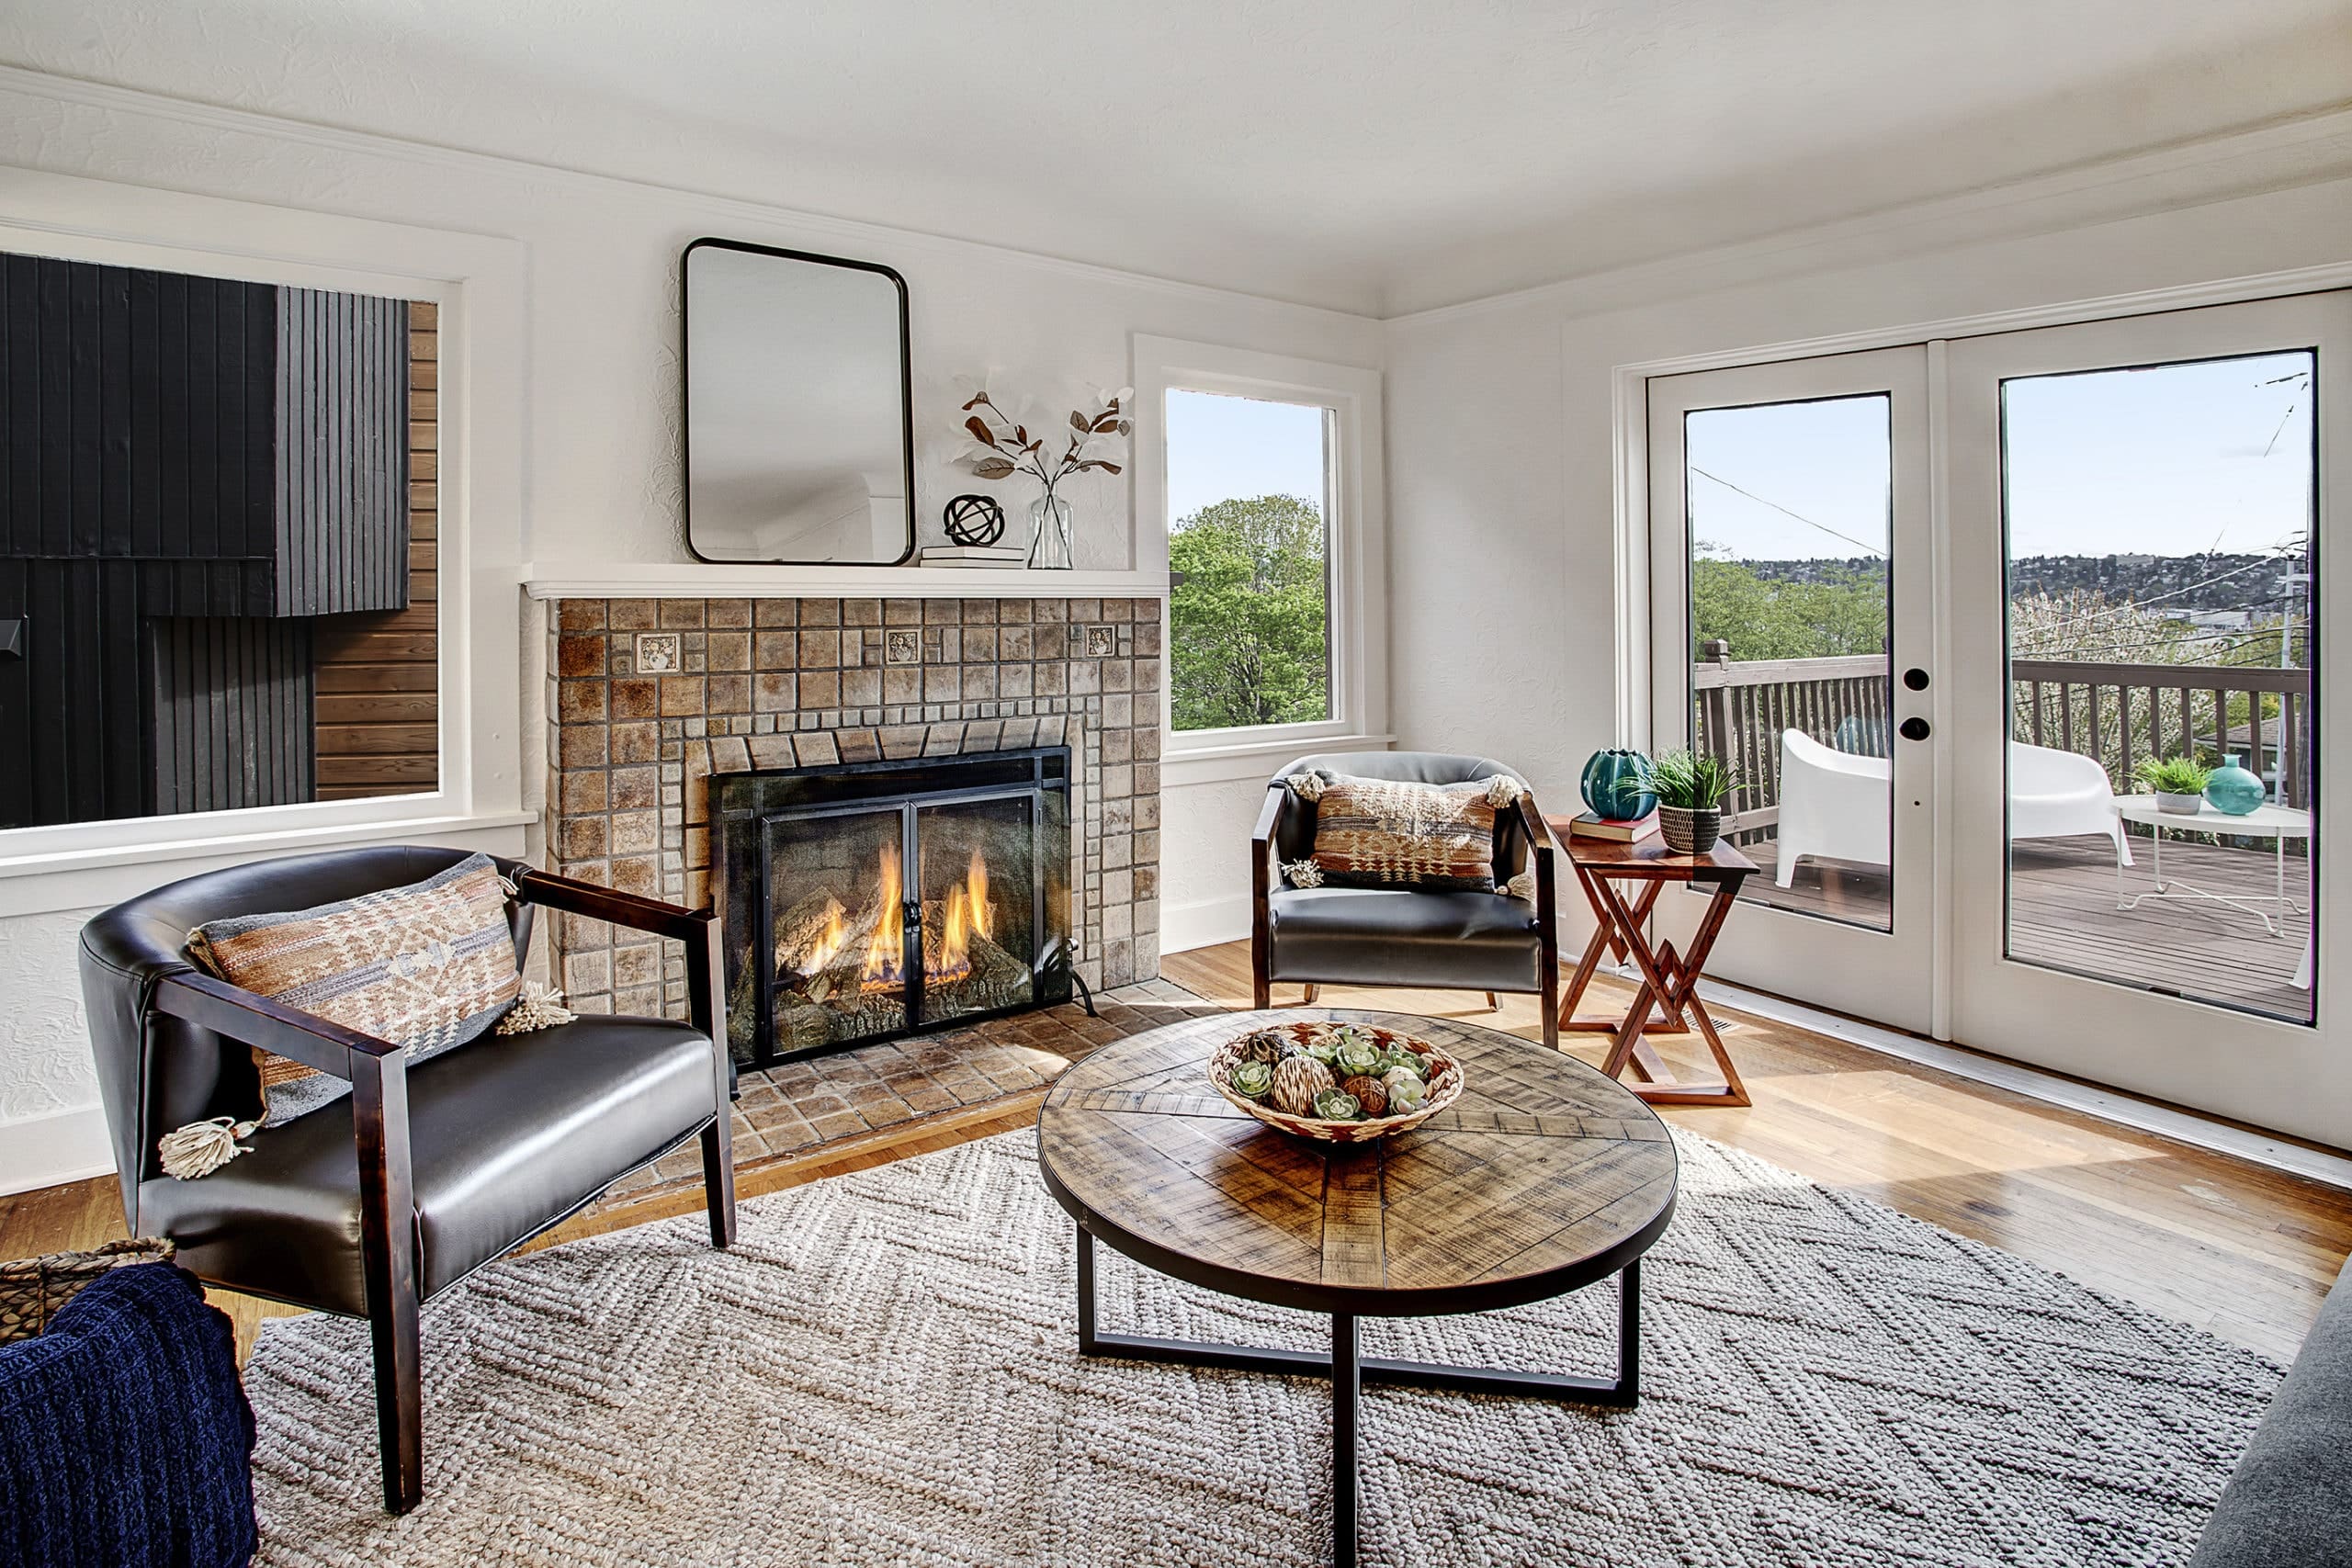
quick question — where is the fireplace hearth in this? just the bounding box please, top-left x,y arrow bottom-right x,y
716,747 -> 1077,1066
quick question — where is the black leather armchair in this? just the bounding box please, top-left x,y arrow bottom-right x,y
1252,752 -> 1559,1048
76,846 -> 736,1515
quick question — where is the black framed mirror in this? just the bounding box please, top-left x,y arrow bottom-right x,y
683,239 -> 916,565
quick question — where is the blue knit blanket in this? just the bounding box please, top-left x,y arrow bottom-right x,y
0,1261 -> 256,1568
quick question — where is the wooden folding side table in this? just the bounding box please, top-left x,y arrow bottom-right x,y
1549,825 -> 1756,1107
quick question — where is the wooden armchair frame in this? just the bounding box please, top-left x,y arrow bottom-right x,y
148,866 -> 735,1515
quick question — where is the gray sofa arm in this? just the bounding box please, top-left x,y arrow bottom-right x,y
2188,1254 -> 2352,1567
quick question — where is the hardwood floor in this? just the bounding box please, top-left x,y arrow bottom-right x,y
1165,943 -> 2351,1365
6,940 -> 2346,1366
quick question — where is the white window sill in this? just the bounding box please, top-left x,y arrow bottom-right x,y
0,810 -> 536,919
1161,733 -> 1395,788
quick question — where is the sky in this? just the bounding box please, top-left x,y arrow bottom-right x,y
1165,388 -> 1328,525
1684,350 -> 2315,562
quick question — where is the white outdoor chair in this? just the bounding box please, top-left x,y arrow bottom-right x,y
2009,741 -> 2133,868
1774,731 -> 1890,887
1773,730 -> 2132,889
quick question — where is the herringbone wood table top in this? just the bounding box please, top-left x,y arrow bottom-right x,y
1036,1009 -> 1679,1315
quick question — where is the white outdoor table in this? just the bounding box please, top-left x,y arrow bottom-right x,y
2111,794 -> 2312,938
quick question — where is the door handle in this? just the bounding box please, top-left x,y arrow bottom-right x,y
1899,716 -> 1931,742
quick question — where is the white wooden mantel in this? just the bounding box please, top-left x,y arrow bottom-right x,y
521,563 -> 1170,600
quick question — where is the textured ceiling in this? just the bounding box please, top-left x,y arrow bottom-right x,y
6,0 -> 2349,315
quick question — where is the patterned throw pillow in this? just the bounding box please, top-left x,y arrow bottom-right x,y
1297,773 -> 1510,893
186,852 -> 524,1127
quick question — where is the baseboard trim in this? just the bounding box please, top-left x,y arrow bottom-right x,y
0,1103 -> 114,1197
1684,971 -> 2352,1193
1160,894 -> 1251,955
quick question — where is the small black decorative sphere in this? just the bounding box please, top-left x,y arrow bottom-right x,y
942,493 -> 1006,547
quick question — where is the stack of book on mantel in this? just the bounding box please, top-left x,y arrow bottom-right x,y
1566,811 -> 1659,843
920,545 -> 1026,568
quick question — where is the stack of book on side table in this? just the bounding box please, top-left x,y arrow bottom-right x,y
1565,811 -> 1659,844
920,544 -> 1026,568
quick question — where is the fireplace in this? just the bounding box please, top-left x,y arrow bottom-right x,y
716,746 -> 1076,1066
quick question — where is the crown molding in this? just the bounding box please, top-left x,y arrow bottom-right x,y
1385,102 -> 2352,327
0,64 -> 1382,326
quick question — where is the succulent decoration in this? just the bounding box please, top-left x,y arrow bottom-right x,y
957,385 -> 1133,503
1222,1023 -> 1445,1125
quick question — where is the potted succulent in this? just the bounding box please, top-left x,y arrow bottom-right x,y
2134,754 -> 2211,816
1638,750 -> 1738,854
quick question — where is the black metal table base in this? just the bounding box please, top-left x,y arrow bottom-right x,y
1073,1226 -> 1641,1568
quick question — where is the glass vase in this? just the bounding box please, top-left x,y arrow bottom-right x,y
1027,491 -> 1074,570
2203,753 -> 2267,816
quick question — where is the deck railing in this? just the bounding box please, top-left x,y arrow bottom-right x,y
1690,646 -> 2312,839
1691,649 -> 1888,840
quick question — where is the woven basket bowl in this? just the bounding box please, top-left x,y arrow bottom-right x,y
1206,1021 -> 1463,1144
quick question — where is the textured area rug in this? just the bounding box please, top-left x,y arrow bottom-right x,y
244,1132 -> 2278,1567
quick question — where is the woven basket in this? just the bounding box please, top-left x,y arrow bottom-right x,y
1206,1021 -> 1463,1144
0,1237 -> 177,1346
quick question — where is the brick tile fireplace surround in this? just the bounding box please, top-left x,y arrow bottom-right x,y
543,594 -> 1164,1030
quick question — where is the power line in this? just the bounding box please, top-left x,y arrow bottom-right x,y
1689,467 -> 1889,558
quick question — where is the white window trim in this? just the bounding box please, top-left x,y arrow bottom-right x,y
1133,334 -> 1388,780
0,167 -> 529,914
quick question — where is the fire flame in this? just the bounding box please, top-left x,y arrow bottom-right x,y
931,848 -> 993,986
801,902 -> 847,974
848,843 -> 996,993
967,848 -> 990,942
860,845 -> 905,991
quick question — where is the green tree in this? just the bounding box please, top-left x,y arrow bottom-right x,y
1690,557 -> 1888,660
1169,494 -> 1329,730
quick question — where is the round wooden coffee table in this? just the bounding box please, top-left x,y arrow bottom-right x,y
1035,1009 -> 1679,1568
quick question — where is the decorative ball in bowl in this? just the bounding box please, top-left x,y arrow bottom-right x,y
1206,1021 -> 1463,1144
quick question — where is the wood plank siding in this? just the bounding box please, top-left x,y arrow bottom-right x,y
272,288 -> 410,616
311,299 -> 437,799
150,614 -> 314,813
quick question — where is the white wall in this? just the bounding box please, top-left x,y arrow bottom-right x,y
0,73 -> 1381,1192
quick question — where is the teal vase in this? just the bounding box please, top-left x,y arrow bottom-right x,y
1580,749 -> 1657,820
2203,754 -> 2266,817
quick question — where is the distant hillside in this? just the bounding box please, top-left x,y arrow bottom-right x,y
1733,553 -> 2303,615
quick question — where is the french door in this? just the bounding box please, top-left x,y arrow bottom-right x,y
1647,348 -> 1938,1032
1645,291 -> 2352,1147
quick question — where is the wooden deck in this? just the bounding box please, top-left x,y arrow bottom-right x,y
1741,831 -> 2313,1023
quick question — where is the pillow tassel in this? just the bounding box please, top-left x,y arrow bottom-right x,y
1286,773 -> 1324,802
496,981 -> 579,1035
157,1116 -> 258,1181
1282,860 -> 1325,889
1486,775 -> 1526,808
1502,870 -> 1537,902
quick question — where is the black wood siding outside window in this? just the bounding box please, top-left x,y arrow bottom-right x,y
0,254 -> 411,828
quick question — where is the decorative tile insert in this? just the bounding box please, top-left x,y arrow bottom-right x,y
543,596 -> 1164,1023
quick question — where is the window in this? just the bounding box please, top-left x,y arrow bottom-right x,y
0,250 -> 440,830
1133,336 -> 1385,762
1165,389 -> 1334,732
